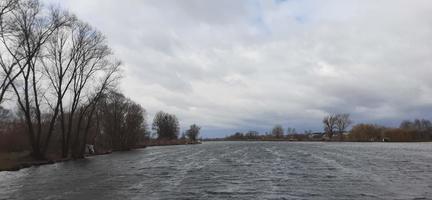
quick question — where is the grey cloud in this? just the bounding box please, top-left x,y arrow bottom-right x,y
43,0 -> 432,137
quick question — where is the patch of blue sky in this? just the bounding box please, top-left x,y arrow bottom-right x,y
294,15 -> 308,24
274,0 -> 289,4
249,0 -> 272,35
274,0 -> 311,24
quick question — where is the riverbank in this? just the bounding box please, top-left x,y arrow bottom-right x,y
0,151 -> 110,172
0,140 -> 201,172
205,139 -> 432,143
142,139 -> 201,147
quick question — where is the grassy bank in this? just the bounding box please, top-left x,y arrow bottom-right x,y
0,151 -> 70,172
0,140 -> 201,172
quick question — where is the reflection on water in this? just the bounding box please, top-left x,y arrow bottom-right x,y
1,142 -> 432,199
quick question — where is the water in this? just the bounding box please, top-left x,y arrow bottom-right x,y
1,142 -> 432,200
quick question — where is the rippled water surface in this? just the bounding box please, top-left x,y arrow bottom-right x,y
1,142 -> 432,199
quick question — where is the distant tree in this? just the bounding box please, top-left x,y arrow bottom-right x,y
420,119 -> 431,130
414,119 -> 422,130
245,130 -> 259,139
152,111 -> 179,140
348,124 -> 383,141
399,120 -> 414,130
186,124 -> 201,141
272,125 -> 284,138
335,113 -> 352,141
73,63 -> 120,158
323,114 -> 337,139
234,132 -> 244,139
180,132 -> 186,140
399,118 -> 432,141
95,91 -> 147,152
225,132 -> 245,140
401,119 -> 432,131
286,127 -> 297,135
122,101 -> 147,147
382,128 -> 417,142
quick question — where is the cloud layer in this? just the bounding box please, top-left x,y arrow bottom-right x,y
43,0 -> 432,137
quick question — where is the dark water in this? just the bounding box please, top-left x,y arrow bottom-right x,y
1,142 -> 432,200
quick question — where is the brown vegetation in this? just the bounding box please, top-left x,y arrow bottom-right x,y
347,119 -> 432,142
152,111 -> 180,140
0,0 -> 200,171
347,124 -> 384,142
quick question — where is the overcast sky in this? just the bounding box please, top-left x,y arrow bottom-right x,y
42,0 -> 432,137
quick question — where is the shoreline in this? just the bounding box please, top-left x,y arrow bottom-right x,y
0,150 -> 121,172
204,139 -> 432,143
0,140 -> 201,172
2,140 -> 428,172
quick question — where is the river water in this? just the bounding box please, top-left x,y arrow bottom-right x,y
0,142 -> 432,200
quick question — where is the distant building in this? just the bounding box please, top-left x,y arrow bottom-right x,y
308,133 -> 325,141
85,144 -> 95,154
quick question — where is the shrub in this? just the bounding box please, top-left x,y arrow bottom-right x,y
347,124 -> 384,141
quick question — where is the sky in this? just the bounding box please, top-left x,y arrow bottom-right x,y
41,0 -> 432,137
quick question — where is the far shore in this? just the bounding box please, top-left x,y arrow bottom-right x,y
203,138 -> 432,143
2,139 -> 430,172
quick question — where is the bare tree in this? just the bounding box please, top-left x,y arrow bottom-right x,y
72,61 -> 120,158
272,125 -> 284,138
1,0 -> 121,159
335,113 -> 352,141
323,114 -> 337,140
0,0 -> 21,104
0,0 -> 17,17
4,0 -> 70,159
286,127 -> 297,135
414,119 -> 432,131
98,91 -> 126,151
0,105 -> 11,122
186,124 -> 201,141
94,89 -> 148,153
400,120 -> 414,130
152,111 -> 179,140
122,101 -> 147,147
41,18 -> 114,158
244,130 -> 259,139
400,118 -> 432,132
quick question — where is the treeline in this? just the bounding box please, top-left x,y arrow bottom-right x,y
322,114 -> 432,142
151,111 -> 202,143
0,0 -> 200,161
1,90 -> 149,155
0,96 -> 202,158
225,126 -> 314,141
0,0 -> 118,159
347,119 -> 432,142
224,114 -> 432,142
